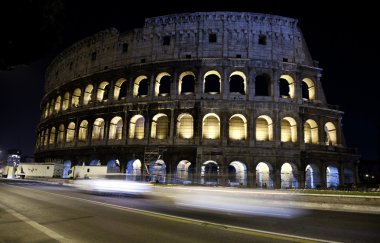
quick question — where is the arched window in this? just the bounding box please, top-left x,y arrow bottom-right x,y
66,122 -> 75,143
281,117 -> 297,143
49,99 -> 54,115
114,78 -> 127,100
304,119 -> 319,144
97,81 -> 110,102
155,72 -> 171,96
109,116 -> 123,140
44,102 -> 49,118
229,114 -> 247,140
279,75 -> 295,98
62,92 -> 70,111
72,88 -> 81,108
129,115 -> 145,139
78,120 -> 88,141
151,113 -> 169,139
58,124 -> 65,144
256,115 -> 273,141
229,71 -> 246,95
133,75 -> 148,97
49,127 -> 56,145
202,113 -> 220,139
255,74 -> 271,96
92,118 -> 105,140
324,122 -> 337,145
281,162 -> 299,189
55,96 -> 61,113
302,78 -> 315,101
179,71 -> 195,95
177,113 -> 194,139
204,70 -> 221,94
83,84 -> 93,105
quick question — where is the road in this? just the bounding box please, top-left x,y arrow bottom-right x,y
0,179 -> 379,242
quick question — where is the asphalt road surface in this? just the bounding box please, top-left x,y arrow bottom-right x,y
0,179 -> 379,242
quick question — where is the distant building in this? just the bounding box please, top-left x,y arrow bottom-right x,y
35,12 -> 359,188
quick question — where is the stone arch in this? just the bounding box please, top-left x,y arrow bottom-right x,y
54,96 -> 61,113
151,113 -> 169,139
72,88 -> 81,108
201,160 -> 219,185
229,71 -> 246,95
92,118 -> 105,140
326,164 -> 339,189
109,116 -> 123,140
133,75 -> 148,97
281,162 -> 299,189
62,92 -> 70,111
126,159 -> 142,181
256,115 -> 273,141
178,71 -> 195,95
44,128 -> 49,146
304,119 -> 319,144
114,78 -> 127,100
97,81 -> 110,102
66,122 -> 75,143
302,78 -> 315,101
58,124 -> 65,144
78,120 -> 88,141
49,127 -> 56,145
256,162 -> 273,188
89,159 -> 101,166
107,159 -> 120,173
177,113 -> 194,139
202,113 -> 220,139
229,114 -> 247,140
155,72 -> 171,96
305,163 -> 320,189
62,160 -> 72,178
43,102 -> 49,118
129,115 -> 145,139
279,75 -> 295,99
204,70 -> 221,94
49,98 -> 54,115
176,160 -> 192,184
149,159 -> 166,183
228,161 -> 247,186
324,122 -> 337,146
281,117 -> 297,143
83,84 -> 93,105
255,74 -> 271,96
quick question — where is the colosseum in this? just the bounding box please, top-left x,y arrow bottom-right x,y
35,12 -> 359,189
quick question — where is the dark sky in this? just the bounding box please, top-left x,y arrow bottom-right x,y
0,0 -> 378,161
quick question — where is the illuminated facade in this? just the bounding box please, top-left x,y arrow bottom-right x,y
35,12 -> 359,188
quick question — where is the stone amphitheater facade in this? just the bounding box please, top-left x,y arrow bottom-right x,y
35,12 -> 359,188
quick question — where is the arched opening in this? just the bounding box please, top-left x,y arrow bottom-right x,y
324,122 -> 337,146
133,75 -> 148,97
279,75 -> 295,98
97,81 -> 110,102
114,78 -> 127,100
229,71 -> 246,95
78,120 -> 88,141
201,160 -> 219,185
229,114 -> 247,140
49,99 -> 54,115
83,84 -> 93,105
49,127 -> 56,145
304,119 -> 319,144
204,70 -> 221,94
228,161 -> 247,186
326,165 -> 339,189
62,92 -> 70,111
344,168 -> 354,184
109,116 -> 123,140
107,159 -> 120,173
92,118 -> 105,140
44,129 -> 49,146
176,160 -> 192,184
129,115 -> 145,139
66,122 -> 75,143
62,160 -> 71,178
202,113 -> 220,139
281,117 -> 297,143
155,72 -> 171,96
281,162 -> 299,189
89,160 -> 101,166
256,115 -> 273,141
179,71 -> 195,95
255,74 -> 271,96
54,96 -> 61,113
58,124 -> 65,144
43,102 -> 49,118
149,159 -> 166,183
151,113 -> 169,139
177,113 -> 194,139
305,164 -> 320,189
256,162 -> 273,188
72,88 -> 81,108
126,159 -> 142,181
302,78 -> 315,101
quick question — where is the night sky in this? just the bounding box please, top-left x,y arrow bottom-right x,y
0,1 -> 378,161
